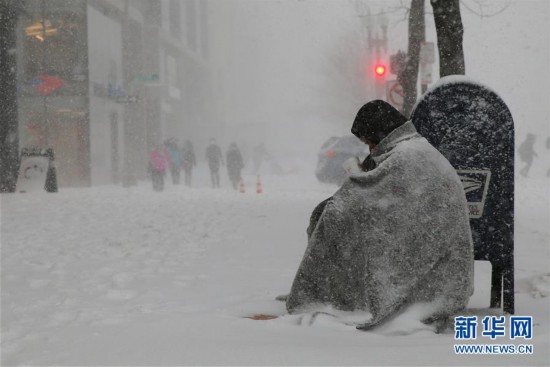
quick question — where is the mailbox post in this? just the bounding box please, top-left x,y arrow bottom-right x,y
411,76 -> 515,314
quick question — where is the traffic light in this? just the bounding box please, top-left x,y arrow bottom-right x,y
372,63 -> 387,100
374,64 -> 387,77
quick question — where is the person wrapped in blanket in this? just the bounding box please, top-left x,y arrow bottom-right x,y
286,100 -> 474,330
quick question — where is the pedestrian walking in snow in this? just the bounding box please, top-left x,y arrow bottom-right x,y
226,142 -> 244,190
518,133 -> 537,177
206,138 -> 224,188
149,144 -> 168,191
181,140 -> 197,187
164,138 -> 181,184
286,100 -> 474,330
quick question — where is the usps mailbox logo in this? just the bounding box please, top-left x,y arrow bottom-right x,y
456,169 -> 491,219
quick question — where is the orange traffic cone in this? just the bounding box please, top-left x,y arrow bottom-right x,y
239,179 -> 246,193
256,175 -> 263,194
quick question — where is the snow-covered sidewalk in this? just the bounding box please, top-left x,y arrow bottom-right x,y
1,173 -> 549,366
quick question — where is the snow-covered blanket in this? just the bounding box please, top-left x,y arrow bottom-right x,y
286,122 -> 474,329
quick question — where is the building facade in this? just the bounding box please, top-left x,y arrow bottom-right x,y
15,0 -> 212,187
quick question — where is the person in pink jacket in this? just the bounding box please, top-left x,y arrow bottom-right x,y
149,145 -> 168,191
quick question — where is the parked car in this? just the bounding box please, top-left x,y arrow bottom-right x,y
315,135 -> 368,184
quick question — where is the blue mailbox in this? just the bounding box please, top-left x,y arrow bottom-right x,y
411,76 -> 515,314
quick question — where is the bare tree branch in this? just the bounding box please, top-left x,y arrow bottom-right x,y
461,0 -> 511,18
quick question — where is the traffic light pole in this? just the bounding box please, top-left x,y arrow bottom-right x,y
361,11 -> 388,101
41,0 -> 50,147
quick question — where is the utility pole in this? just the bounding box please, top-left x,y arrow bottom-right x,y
121,0 -> 137,187
41,0 -> 49,147
0,0 -> 23,192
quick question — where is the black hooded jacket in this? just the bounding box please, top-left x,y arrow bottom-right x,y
351,100 -> 408,145
352,100 -> 407,172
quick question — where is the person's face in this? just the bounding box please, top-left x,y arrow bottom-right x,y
359,136 -> 377,151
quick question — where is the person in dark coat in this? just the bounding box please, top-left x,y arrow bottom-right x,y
518,133 -> 537,177
226,142 -> 244,190
286,100 -> 474,330
181,140 -> 197,187
205,138 -> 224,188
164,138 -> 181,184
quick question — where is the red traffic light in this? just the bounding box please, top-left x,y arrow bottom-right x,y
374,64 -> 386,77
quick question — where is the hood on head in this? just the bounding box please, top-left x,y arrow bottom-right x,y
351,100 -> 407,144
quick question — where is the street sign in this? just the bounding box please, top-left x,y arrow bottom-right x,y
32,74 -> 65,96
385,80 -> 404,108
116,95 -> 139,104
133,74 -> 159,82
420,42 -> 435,64
16,156 -> 49,193
16,148 -> 58,193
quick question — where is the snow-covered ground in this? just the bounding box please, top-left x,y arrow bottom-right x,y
1,165 -> 549,366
